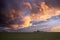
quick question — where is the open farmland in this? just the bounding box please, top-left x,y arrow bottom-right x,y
0,32 -> 60,40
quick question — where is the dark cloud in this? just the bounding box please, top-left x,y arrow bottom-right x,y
0,0 -> 60,30
45,0 -> 60,8
0,0 -> 25,28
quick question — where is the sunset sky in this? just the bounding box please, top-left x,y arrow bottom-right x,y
0,0 -> 60,32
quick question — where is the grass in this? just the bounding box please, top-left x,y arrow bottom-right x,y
0,32 -> 60,40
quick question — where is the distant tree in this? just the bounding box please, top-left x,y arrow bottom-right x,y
36,30 -> 40,32
34,30 -> 40,32
34,30 -> 44,32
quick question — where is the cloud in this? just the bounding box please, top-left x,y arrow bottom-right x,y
0,0 -> 36,30
0,0 -> 60,31
0,0 -> 24,29
45,0 -> 60,8
2,15 -> 60,32
17,15 -> 60,32
50,25 -> 60,32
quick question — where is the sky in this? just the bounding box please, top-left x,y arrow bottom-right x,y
0,0 -> 60,32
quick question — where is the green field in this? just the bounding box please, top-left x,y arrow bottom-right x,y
0,32 -> 60,40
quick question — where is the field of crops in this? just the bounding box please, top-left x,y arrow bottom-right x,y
0,32 -> 60,40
